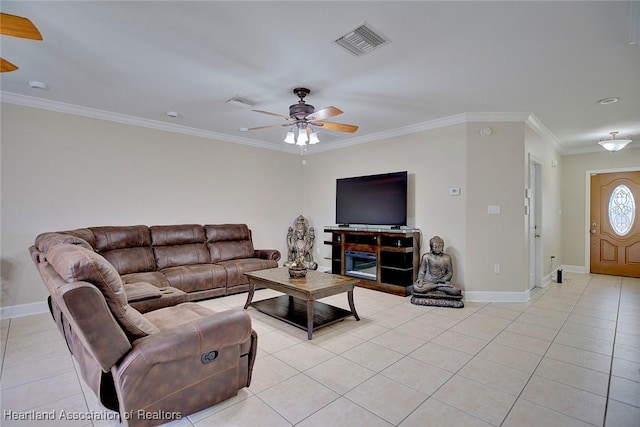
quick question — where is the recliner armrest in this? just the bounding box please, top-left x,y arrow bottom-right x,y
124,309 -> 253,365
254,249 -> 281,262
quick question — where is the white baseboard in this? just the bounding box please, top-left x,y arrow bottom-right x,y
465,290 -> 530,303
560,264 -> 587,274
0,301 -> 49,320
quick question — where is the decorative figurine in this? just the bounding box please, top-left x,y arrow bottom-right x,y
284,215 -> 318,271
411,235 -> 464,308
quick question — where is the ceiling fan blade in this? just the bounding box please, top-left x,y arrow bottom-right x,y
314,121 -> 359,133
246,123 -> 289,131
252,109 -> 291,120
0,57 -> 19,73
306,106 -> 343,121
1,13 -> 43,40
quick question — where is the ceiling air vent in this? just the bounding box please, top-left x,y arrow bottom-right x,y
334,23 -> 388,56
226,94 -> 259,108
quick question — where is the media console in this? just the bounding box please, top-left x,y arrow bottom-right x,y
324,227 -> 421,296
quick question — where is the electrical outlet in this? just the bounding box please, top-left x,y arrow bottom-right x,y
493,264 -> 501,273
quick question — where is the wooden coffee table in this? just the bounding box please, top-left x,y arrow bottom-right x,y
244,268 -> 360,340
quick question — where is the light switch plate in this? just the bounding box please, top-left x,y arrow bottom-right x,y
488,205 -> 501,214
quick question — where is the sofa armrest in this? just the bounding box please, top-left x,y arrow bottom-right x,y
254,249 -> 281,262
123,282 -> 162,302
124,309 -> 252,365
59,282 -> 132,372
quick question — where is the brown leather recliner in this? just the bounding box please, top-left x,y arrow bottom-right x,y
31,240 -> 257,427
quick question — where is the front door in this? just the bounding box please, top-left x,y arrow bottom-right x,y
590,171 -> 640,277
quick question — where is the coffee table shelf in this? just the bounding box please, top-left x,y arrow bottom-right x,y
251,295 -> 355,331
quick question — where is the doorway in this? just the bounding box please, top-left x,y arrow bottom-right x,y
590,171 -> 640,277
528,156 -> 543,289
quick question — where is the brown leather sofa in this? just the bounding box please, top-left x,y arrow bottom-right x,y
30,238 -> 258,427
32,224 -> 281,312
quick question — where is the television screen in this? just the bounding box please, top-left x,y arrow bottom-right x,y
336,171 -> 408,226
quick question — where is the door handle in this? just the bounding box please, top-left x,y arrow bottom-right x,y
534,234 -> 541,238
591,222 -> 597,234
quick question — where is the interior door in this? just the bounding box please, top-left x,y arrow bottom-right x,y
528,157 -> 542,289
590,171 -> 640,277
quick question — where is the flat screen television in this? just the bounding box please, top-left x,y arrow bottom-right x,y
336,171 -> 408,226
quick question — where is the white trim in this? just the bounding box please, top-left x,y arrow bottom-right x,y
464,290 -> 530,303
525,114 -> 565,154
0,301 -> 49,320
0,92 -> 296,154
542,272 -> 554,287
2,92 -> 561,155
307,113 -> 469,153
562,264 -> 587,274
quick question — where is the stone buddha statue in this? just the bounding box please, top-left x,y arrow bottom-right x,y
412,235 -> 463,307
284,215 -> 318,270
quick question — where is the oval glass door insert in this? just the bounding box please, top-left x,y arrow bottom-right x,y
608,184 -> 635,236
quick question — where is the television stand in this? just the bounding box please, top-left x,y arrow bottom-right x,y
324,227 -> 421,296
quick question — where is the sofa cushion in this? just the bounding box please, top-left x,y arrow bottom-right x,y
102,247 -> 157,275
160,264 -> 227,293
153,243 -> 210,269
142,302 -> 217,330
91,225 -> 151,251
35,232 -> 93,253
64,228 -> 96,248
121,271 -> 171,288
205,224 -> 255,262
47,243 -> 159,340
90,226 -> 156,275
123,282 -> 163,302
150,224 -> 205,246
217,258 -> 279,287
150,225 -> 210,269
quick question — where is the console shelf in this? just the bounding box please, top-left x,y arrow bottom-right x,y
324,228 -> 421,296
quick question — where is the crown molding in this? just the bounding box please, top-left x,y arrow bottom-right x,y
307,113 -> 470,153
0,91 -> 297,154
2,92 -> 563,155
524,113 -> 565,154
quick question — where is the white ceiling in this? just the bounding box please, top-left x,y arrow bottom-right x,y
1,1 -> 639,155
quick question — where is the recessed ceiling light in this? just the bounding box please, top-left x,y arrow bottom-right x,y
598,97 -> 619,105
28,80 -> 48,90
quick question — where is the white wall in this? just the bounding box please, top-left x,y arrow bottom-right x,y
561,148 -> 640,269
465,122 -> 527,294
525,126 -> 563,279
5,101 -> 622,309
305,121 -> 544,298
1,103 -> 302,308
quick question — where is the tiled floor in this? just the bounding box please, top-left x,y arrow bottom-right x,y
1,272 -> 639,426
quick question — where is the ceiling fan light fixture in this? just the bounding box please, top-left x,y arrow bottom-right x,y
296,128 -> 308,145
309,131 -> 320,144
284,131 -> 296,144
598,131 -> 632,152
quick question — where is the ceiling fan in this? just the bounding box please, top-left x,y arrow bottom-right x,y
1,12 -> 43,72
245,88 -> 358,145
